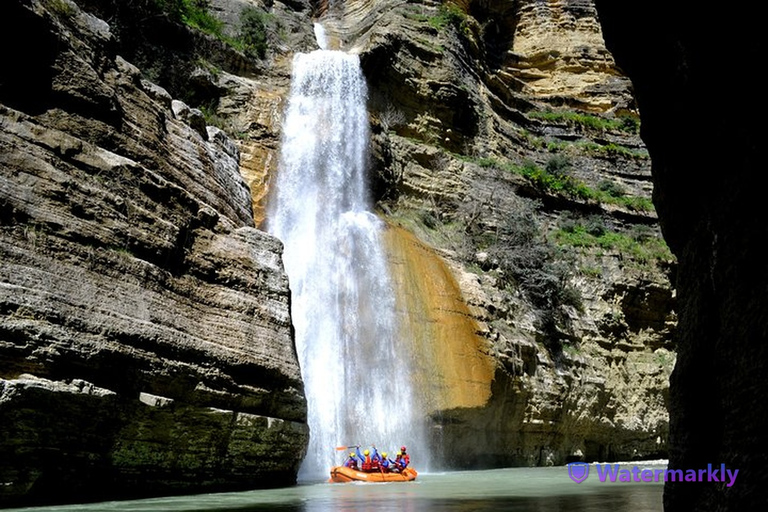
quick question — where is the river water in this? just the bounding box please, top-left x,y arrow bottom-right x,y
5,464 -> 664,512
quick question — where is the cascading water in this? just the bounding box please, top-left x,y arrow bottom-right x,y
267,32 -> 423,479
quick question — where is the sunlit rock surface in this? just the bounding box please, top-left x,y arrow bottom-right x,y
330,0 -> 674,467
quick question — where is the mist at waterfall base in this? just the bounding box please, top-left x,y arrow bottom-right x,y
266,48 -> 425,480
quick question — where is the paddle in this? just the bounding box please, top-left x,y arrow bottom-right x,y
335,445 -> 359,451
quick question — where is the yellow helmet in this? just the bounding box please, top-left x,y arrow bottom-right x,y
349,452 -> 355,457
364,449 -> 370,456
382,452 -> 388,457
396,451 -> 402,456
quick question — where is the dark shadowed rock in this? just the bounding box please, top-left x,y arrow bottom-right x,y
594,0 -> 768,509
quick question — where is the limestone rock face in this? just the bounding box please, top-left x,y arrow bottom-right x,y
595,1 -> 766,509
312,0 -> 675,467
504,0 -> 635,111
0,0 -> 307,506
173,0 -> 672,471
209,1 -> 318,226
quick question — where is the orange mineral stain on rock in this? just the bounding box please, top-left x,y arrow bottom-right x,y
239,141 -> 275,227
383,224 -> 495,412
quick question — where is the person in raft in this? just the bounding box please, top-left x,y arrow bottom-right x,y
356,446 -> 373,472
344,452 -> 359,470
352,446 -> 407,473
393,452 -> 405,472
378,452 -> 394,472
369,447 -> 382,472
400,446 -> 410,467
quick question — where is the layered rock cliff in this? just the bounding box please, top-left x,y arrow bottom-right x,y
1,0 -> 682,506
0,0 -> 307,506
337,0 -> 675,466
176,0 -> 675,468
595,1 -> 767,509
200,0 -> 675,467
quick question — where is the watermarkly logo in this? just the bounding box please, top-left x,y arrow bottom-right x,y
567,462 -> 739,487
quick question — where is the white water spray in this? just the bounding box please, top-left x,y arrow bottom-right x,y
267,48 -> 422,479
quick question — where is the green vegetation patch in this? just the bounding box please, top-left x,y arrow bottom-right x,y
153,0 -> 223,34
553,221 -> 673,264
47,0 -> 76,17
474,156 -> 592,201
152,1 -> 272,59
529,110 -> 640,134
234,7 -> 272,59
401,6 -> 430,23
471,156 -> 654,212
546,140 -> 649,160
518,159 -> 593,200
429,3 -> 468,31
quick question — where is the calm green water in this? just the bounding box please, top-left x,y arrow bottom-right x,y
6,464 -> 664,512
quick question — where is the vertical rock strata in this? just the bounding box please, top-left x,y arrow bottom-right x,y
594,1 -> 767,509
0,0 -> 307,506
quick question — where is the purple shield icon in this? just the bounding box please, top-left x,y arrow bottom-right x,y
567,462 -> 590,483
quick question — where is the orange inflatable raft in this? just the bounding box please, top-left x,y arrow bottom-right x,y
329,466 -> 418,483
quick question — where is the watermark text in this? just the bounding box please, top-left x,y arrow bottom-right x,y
567,462 -> 738,487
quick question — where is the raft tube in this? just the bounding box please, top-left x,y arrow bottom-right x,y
329,466 -> 418,483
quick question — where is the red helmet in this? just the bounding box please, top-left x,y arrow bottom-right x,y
401,446 -> 407,452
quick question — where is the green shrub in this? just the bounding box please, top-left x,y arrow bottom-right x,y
619,115 -> 641,133
153,0 -> 185,20
466,155 -> 653,211
153,0 -> 223,36
183,1 -> 222,34
630,224 -> 654,242
518,160 -> 593,200
584,215 -> 607,237
239,7 -> 270,59
612,195 -> 654,212
48,0 -> 76,17
449,180 -> 583,355
476,157 -> 498,168
200,102 -> 225,130
528,110 -> 640,134
553,221 -> 673,264
597,179 -> 626,198
487,200 -> 581,312
545,154 -> 572,176
429,3 -> 467,31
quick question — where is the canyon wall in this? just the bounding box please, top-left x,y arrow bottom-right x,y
595,1 -> 766,509
352,0 -> 675,467
0,0 -> 688,506
68,0 -> 676,470
0,0 -> 308,506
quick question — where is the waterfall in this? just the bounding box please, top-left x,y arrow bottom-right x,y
313,23 -> 330,50
267,48 -> 422,479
